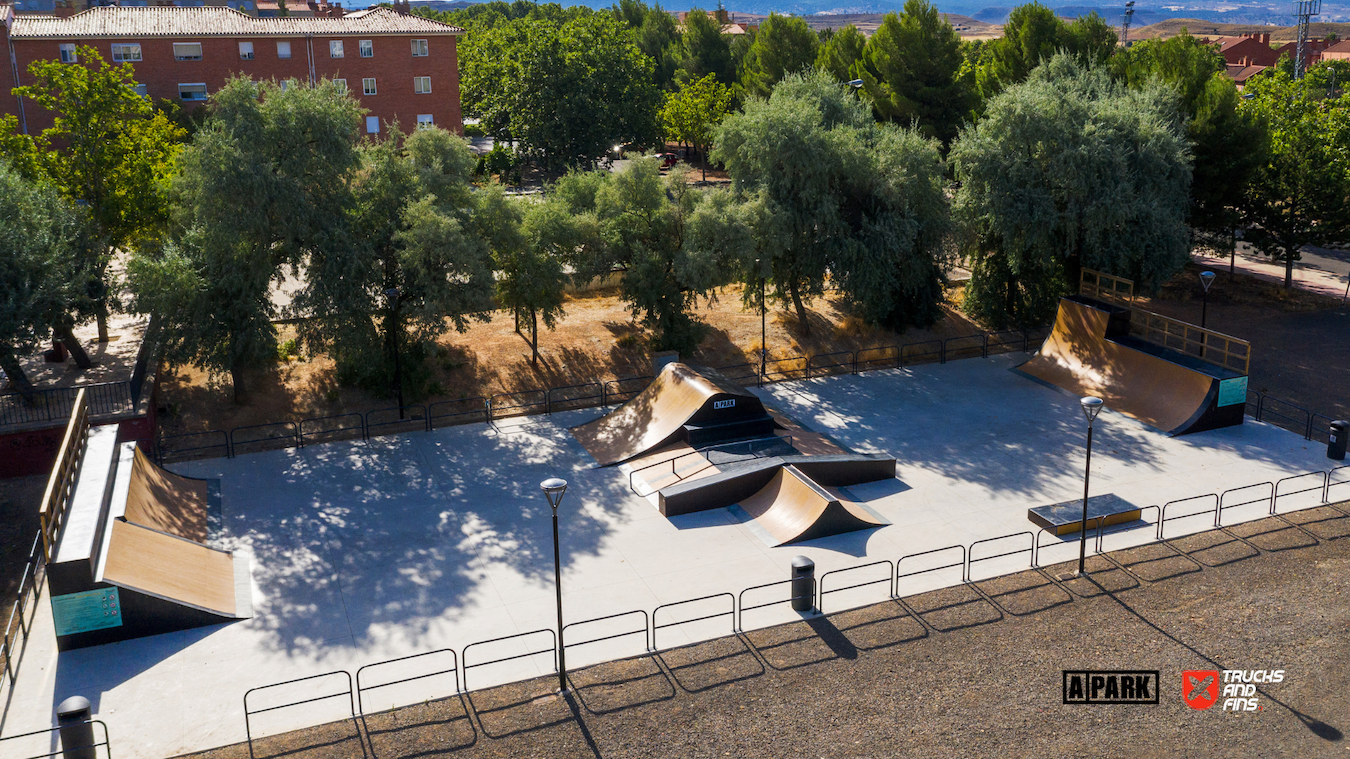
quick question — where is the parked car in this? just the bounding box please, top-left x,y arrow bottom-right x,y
659,152 -> 679,169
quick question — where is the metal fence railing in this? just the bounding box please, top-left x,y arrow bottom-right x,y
0,719 -> 112,759
0,381 -> 134,427
151,328 -> 1054,465
231,461 -> 1350,754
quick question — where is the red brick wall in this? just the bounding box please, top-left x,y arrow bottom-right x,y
0,23 -> 22,131
7,33 -> 462,136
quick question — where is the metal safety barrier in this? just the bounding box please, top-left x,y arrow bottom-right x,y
901,340 -> 944,366
365,405 -> 429,436
651,593 -> 735,650
762,356 -> 807,383
230,421 -> 300,456
895,545 -> 966,593
356,648 -> 460,715
1273,472 -> 1328,516
243,671 -> 356,752
428,397 -> 489,428
460,629 -> 556,692
856,345 -> 900,371
806,351 -> 855,379
299,413 -> 366,446
602,376 -> 652,406
0,719 -> 112,759
1095,505 -> 1161,554
562,610 -> 650,655
1328,466 -> 1350,504
488,390 -> 546,420
817,560 -> 895,614
156,429 -> 230,464
966,532 -> 1034,581
1217,482 -> 1273,527
1256,396 -> 1313,439
737,577 -> 816,632
943,334 -> 987,361
1158,494 -> 1219,539
546,382 -> 603,413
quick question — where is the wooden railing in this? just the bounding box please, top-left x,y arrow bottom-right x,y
1128,309 -> 1252,375
1080,267 -> 1134,304
37,388 -> 90,562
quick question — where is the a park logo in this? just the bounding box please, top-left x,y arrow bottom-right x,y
1062,670 -> 1159,704
1182,670 -> 1220,710
713,399 -> 736,409
1184,670 -> 1283,712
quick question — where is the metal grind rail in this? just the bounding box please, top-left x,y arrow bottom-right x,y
460,629 -> 557,692
355,649 -> 460,716
1217,483 -> 1274,528
817,560 -> 895,614
626,435 -> 793,498
651,593 -> 735,650
243,671 -> 358,757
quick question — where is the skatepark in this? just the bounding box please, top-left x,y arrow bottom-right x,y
2,304 -> 1346,757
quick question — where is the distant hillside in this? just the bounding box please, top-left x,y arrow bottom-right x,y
1130,18 -> 1350,42
792,11 -> 1001,36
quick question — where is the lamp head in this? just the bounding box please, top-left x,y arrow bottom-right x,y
540,477 -> 568,510
1199,271 -> 1216,292
1080,396 -> 1104,423
847,79 -> 864,88
385,287 -> 400,302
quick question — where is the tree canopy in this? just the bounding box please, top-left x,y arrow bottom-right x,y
714,70 -> 950,333
1239,67 -> 1350,288
461,12 -> 662,168
857,0 -> 977,147
952,55 -> 1192,328
815,24 -> 866,82
739,14 -> 821,99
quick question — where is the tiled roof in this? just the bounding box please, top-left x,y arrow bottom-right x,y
7,6 -> 463,38
1322,39 -> 1350,54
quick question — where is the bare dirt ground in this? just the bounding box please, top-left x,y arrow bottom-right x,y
177,508 -> 1350,759
155,285 -> 985,436
1130,19 -> 1350,42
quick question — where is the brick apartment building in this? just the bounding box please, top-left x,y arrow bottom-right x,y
1,4 -> 464,135
1205,31 -> 1339,87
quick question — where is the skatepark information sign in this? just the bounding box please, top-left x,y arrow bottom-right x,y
52,587 -> 123,636
1218,377 -> 1249,407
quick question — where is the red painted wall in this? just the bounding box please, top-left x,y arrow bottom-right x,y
7,33 -> 462,136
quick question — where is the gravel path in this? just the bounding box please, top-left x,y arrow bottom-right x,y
179,508 -> 1350,759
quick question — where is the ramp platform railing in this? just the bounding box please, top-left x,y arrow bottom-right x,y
1080,268 -> 1135,304
38,388 -> 89,563
1126,309 -> 1252,375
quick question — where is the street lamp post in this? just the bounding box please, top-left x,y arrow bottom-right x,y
1077,396 -> 1104,576
1199,271 -> 1215,358
385,287 -> 405,419
540,477 -> 569,693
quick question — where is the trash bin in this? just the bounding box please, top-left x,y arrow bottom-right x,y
1330,420 -> 1349,461
56,695 -> 96,759
790,556 -> 815,612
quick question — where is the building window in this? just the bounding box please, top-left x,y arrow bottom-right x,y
329,40 -> 344,58
59,43 -> 77,63
279,79 -> 289,91
366,116 -> 379,134
111,43 -> 142,62
359,39 -> 373,58
416,114 -> 433,128
413,76 -> 431,94
238,42 -> 254,60
134,84 -> 149,98
179,83 -> 208,101
332,79 -> 347,94
362,78 -> 376,96
173,43 -> 203,61
411,39 -> 428,57
277,41 -> 291,59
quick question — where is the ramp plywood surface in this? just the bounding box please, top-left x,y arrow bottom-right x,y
1019,298 -> 1224,435
738,466 -> 885,546
573,363 -> 766,467
103,520 -> 237,617
124,447 -> 210,543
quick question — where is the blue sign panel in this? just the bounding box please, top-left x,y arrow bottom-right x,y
52,588 -> 123,637
1218,376 -> 1248,408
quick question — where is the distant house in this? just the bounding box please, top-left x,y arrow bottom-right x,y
0,4 -> 464,136
1321,39 -> 1350,61
1205,31 -> 1337,77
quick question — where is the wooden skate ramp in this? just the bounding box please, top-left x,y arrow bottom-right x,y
124,447 -> 210,543
1018,296 -> 1246,435
737,465 -> 887,546
102,520 -> 239,617
572,363 -> 775,467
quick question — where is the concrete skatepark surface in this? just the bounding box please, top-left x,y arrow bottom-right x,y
0,353 -> 1337,758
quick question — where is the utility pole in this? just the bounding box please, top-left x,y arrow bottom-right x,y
1294,0 -> 1321,79
1120,1 -> 1135,47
